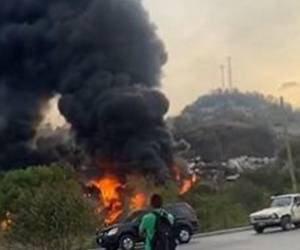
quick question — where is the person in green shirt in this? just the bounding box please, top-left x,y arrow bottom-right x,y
139,194 -> 175,250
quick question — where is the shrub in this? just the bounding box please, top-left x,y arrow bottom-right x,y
0,165 -> 97,250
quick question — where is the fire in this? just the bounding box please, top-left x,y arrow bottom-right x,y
173,166 -> 198,195
89,175 -> 124,225
1,220 -> 9,231
130,192 -> 147,211
88,164 -> 196,225
0,212 -> 12,231
89,175 -> 149,225
179,175 -> 197,195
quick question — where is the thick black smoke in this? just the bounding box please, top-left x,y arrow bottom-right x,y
0,0 -> 172,178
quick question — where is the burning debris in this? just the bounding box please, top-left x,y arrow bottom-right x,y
130,192 -> 147,211
0,212 -> 12,231
87,165 -> 198,225
89,174 -> 148,225
173,166 -> 198,195
89,175 -> 124,225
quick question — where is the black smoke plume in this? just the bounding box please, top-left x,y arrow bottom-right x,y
0,0 -> 172,178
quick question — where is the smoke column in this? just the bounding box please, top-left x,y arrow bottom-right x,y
0,0 -> 172,179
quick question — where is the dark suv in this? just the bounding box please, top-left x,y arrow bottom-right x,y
96,202 -> 199,250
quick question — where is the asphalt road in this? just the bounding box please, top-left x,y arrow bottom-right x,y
182,228 -> 299,250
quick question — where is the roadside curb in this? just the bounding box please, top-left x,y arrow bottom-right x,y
194,226 -> 252,238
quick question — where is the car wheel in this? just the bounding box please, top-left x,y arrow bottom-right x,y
178,226 -> 192,244
119,234 -> 136,250
281,216 -> 293,231
254,225 -> 264,234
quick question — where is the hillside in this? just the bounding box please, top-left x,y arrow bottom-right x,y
171,89 -> 300,161
180,89 -> 300,130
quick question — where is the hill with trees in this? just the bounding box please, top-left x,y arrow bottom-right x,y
170,89 -> 300,161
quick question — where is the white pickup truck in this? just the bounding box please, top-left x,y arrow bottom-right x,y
249,193 -> 300,233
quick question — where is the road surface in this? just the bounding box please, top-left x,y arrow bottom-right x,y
182,228 -> 299,250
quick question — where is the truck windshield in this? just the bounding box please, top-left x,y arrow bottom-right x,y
271,197 -> 292,207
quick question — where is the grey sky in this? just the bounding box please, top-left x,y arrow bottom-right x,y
143,0 -> 300,114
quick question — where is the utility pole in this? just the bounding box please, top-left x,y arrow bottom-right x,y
280,96 -> 298,192
227,56 -> 233,89
220,64 -> 226,90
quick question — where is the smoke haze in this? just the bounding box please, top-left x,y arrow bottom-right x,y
0,0 -> 172,178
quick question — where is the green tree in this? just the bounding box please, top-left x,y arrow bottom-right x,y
184,190 -> 248,232
225,179 -> 269,214
242,167 -> 292,194
278,137 -> 300,175
0,165 -> 75,218
0,166 -> 97,250
180,165 -> 296,232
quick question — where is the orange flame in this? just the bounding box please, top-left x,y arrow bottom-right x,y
173,166 -> 198,195
89,175 -> 124,225
130,192 -> 147,211
1,220 -> 7,231
192,174 -> 197,183
179,176 -> 196,195
1,212 -> 12,231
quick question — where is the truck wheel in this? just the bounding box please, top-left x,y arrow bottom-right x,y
178,226 -> 192,244
254,226 -> 264,234
281,216 -> 292,231
119,234 -> 136,250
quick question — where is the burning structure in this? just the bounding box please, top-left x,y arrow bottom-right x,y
0,0 -> 196,224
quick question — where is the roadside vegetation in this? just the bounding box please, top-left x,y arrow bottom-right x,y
182,165 -> 300,232
0,166 -> 97,250
1,135 -> 300,248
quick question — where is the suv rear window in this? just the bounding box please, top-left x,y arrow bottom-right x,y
165,203 -> 195,218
